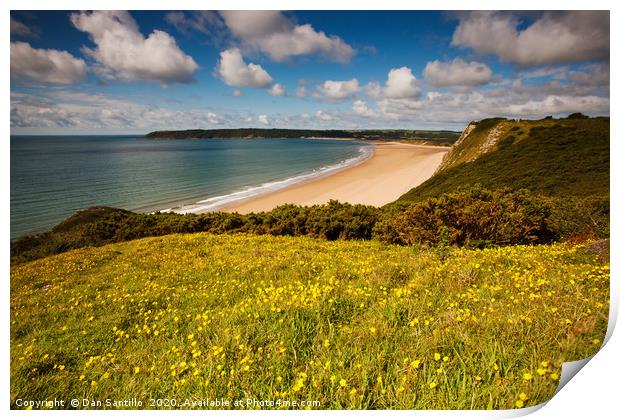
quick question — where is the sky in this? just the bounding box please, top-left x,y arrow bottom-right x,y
9,10 -> 610,134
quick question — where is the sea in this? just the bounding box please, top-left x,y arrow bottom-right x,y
10,135 -> 373,240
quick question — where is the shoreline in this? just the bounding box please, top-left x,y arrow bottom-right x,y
218,142 -> 449,213
302,136 -> 360,141
165,143 -> 375,214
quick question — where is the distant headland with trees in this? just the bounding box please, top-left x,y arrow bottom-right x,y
144,128 -> 462,146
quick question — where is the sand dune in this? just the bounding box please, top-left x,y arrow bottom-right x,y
222,142 -> 449,213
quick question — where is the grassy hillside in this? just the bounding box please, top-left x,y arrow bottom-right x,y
397,116 -> 610,204
11,233 -> 608,409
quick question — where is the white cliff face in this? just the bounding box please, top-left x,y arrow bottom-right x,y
436,119 -> 510,174
436,121 -> 477,173
453,122 -> 477,147
479,122 -> 508,155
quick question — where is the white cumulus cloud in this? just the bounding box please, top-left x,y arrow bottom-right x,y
11,41 -> 87,85
70,11 -> 198,84
378,98 -> 424,119
351,100 -> 375,117
364,81 -> 382,99
165,11 -> 224,37
315,110 -> 335,121
296,85 -> 309,97
268,83 -> 287,96
11,85 -> 609,133
315,79 -> 361,100
257,114 -> 270,125
206,112 -> 222,124
423,58 -> 495,87
216,48 -> 273,88
219,11 -> 355,63
384,67 -> 421,99
10,91 -> 227,131
452,11 -> 609,67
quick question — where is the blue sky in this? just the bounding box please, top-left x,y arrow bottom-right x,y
10,10 -> 610,134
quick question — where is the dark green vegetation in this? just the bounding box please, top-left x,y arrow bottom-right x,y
11,116 -> 609,264
375,188 -> 556,248
11,189 -> 607,264
11,202 -> 380,264
145,128 -> 461,146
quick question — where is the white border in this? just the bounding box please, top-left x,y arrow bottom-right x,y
3,1 -> 617,419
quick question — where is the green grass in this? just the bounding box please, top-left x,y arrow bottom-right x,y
11,233 -> 609,409
396,117 -> 609,205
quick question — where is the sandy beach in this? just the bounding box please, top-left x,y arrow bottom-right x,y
222,142 -> 449,213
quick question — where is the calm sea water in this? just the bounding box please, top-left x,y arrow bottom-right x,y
10,135 -> 372,240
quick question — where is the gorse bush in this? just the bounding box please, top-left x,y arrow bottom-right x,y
10,201 -> 382,263
259,201 -> 381,240
545,195 -> 610,240
11,187 -> 609,264
374,188 -> 556,247
84,200 -> 381,242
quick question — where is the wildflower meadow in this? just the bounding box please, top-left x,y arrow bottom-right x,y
10,233 -> 609,409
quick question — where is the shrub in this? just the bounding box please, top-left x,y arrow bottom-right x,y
11,190 -> 608,264
545,194 -> 609,240
374,187 -> 556,247
304,200 -> 380,240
